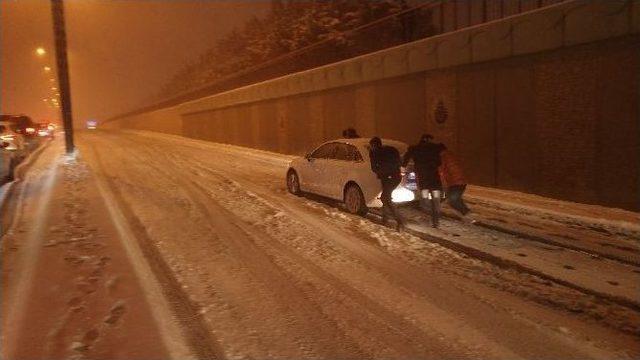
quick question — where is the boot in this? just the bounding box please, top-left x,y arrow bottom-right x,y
430,191 -> 441,228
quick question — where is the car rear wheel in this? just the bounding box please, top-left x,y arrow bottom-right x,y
286,170 -> 302,196
344,184 -> 367,215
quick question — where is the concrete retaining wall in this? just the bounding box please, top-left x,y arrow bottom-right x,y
105,0 -> 640,210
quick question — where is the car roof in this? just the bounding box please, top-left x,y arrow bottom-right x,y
314,138 -> 408,160
325,137 -> 408,149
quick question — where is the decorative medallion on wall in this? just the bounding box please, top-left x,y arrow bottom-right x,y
434,100 -> 448,125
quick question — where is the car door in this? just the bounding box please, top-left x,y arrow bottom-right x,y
314,143 -> 346,199
352,143 -> 384,206
298,143 -> 336,195
322,143 -> 361,199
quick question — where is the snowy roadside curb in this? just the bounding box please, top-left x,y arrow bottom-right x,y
401,224 -> 640,312
473,219 -> 639,267
466,186 -> 640,234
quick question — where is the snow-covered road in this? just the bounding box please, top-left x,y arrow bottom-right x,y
76,130 -> 639,359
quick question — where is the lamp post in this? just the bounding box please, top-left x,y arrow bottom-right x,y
50,0 -> 74,154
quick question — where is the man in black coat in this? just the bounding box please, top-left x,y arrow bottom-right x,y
369,137 -> 404,231
402,134 -> 444,228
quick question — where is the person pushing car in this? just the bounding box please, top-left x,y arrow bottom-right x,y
369,136 -> 404,231
402,134 -> 443,228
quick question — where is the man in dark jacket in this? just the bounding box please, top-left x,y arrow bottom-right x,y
369,137 -> 404,231
402,134 -> 443,228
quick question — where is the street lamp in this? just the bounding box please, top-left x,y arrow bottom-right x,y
36,47 -> 46,56
44,66 -> 51,72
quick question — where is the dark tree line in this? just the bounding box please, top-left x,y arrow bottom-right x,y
158,0 -> 415,100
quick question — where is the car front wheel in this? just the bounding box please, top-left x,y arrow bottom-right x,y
344,184 -> 368,215
286,169 -> 302,196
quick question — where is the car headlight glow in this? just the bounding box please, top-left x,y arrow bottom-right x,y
392,187 -> 415,203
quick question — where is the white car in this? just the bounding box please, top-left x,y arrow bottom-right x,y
286,138 -> 417,215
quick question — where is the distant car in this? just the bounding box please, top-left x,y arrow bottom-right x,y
36,122 -> 53,137
1,115 -> 36,137
286,138 -> 417,215
0,121 -> 26,154
0,121 -> 26,183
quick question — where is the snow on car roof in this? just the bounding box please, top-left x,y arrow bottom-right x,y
335,137 -> 408,150
304,138 -> 409,160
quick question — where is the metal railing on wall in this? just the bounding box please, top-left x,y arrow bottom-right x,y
106,0 -> 564,123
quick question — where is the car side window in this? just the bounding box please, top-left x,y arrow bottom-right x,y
333,144 -> 349,161
346,144 -> 363,161
310,143 -> 336,159
333,144 -> 363,162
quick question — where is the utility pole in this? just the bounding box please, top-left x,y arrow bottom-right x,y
50,0 -> 75,154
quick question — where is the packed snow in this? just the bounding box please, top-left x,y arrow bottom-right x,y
8,130 -> 633,360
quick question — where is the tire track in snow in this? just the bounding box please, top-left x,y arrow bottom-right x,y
81,131 -> 640,359
111,133 -> 620,357
115,133 -> 472,359
82,140 -> 223,360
